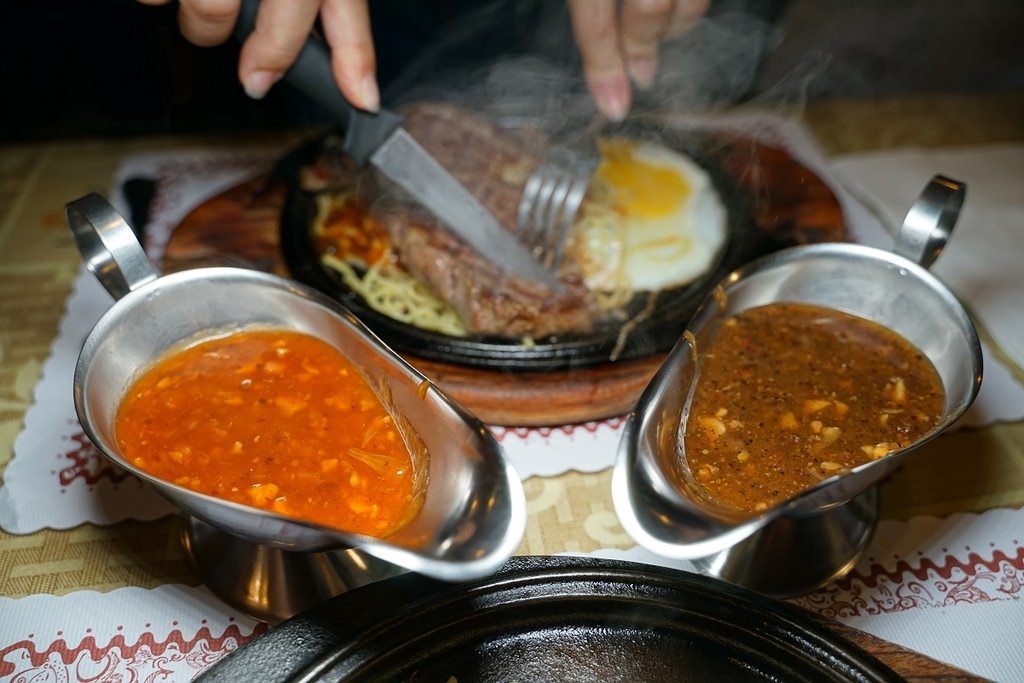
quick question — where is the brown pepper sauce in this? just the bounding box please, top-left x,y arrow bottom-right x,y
684,302 -> 944,514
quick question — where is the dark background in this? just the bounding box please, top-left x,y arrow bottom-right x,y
2,0 -> 1022,143
1,0 -> 483,141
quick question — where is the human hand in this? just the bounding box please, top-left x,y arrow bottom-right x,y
138,0 -> 380,111
140,0 -> 706,120
567,0 -> 710,120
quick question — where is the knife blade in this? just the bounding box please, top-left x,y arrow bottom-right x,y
235,0 -> 563,292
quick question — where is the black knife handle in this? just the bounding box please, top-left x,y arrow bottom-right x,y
234,0 -> 402,166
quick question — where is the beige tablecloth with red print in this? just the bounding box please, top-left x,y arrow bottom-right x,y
2,97 -> 1024,681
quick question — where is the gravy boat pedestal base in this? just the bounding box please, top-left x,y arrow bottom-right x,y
689,488 -> 877,597
183,518 -> 407,622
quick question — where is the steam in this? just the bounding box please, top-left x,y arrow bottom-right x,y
373,1 -> 858,252
380,4 -> 839,136
378,0 -> 1014,143
634,12 -> 781,114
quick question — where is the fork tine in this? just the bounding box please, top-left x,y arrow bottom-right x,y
539,173 -> 575,269
516,144 -> 596,274
549,172 -> 590,271
517,165 -> 545,246
527,165 -> 561,255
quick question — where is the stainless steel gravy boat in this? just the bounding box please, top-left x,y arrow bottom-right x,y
613,176 -> 981,596
67,194 -> 526,620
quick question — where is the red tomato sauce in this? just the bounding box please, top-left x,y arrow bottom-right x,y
115,329 -> 421,536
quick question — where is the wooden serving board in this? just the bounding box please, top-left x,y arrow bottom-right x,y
804,611 -> 985,681
164,137 -> 846,426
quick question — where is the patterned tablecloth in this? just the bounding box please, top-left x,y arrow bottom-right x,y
1,95 -> 1023,682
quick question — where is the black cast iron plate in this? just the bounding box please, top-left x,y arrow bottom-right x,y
199,556 -> 899,682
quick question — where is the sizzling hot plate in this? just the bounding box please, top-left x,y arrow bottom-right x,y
279,123 -> 778,371
198,556 -> 901,682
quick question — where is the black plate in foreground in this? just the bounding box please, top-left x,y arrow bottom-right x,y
198,556 -> 900,682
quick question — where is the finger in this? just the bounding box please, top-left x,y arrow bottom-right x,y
568,0 -> 630,121
178,0 -> 240,47
237,0 -> 321,99
665,0 -> 710,39
620,0 -> 676,88
320,0 -> 379,111
136,0 -> 173,5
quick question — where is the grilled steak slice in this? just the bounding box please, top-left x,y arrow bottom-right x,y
390,211 -> 596,339
373,102 -> 602,338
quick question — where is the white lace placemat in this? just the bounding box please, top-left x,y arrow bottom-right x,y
0,584 -> 262,682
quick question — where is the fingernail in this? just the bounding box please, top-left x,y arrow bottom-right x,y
358,75 -> 380,112
628,57 -> 657,90
590,75 -> 630,121
243,70 -> 280,100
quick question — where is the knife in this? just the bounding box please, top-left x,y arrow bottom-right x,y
234,0 -> 563,291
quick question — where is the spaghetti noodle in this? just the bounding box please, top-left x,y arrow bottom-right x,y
314,193 -> 469,337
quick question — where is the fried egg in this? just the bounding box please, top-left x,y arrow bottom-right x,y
571,138 -> 727,294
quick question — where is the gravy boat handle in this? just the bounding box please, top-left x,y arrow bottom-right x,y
894,174 -> 966,269
66,193 -> 158,300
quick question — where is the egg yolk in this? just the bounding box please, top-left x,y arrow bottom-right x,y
594,139 -> 691,219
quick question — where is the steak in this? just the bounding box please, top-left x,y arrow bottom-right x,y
372,102 -> 602,339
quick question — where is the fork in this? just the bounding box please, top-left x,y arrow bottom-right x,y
516,142 -> 599,272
